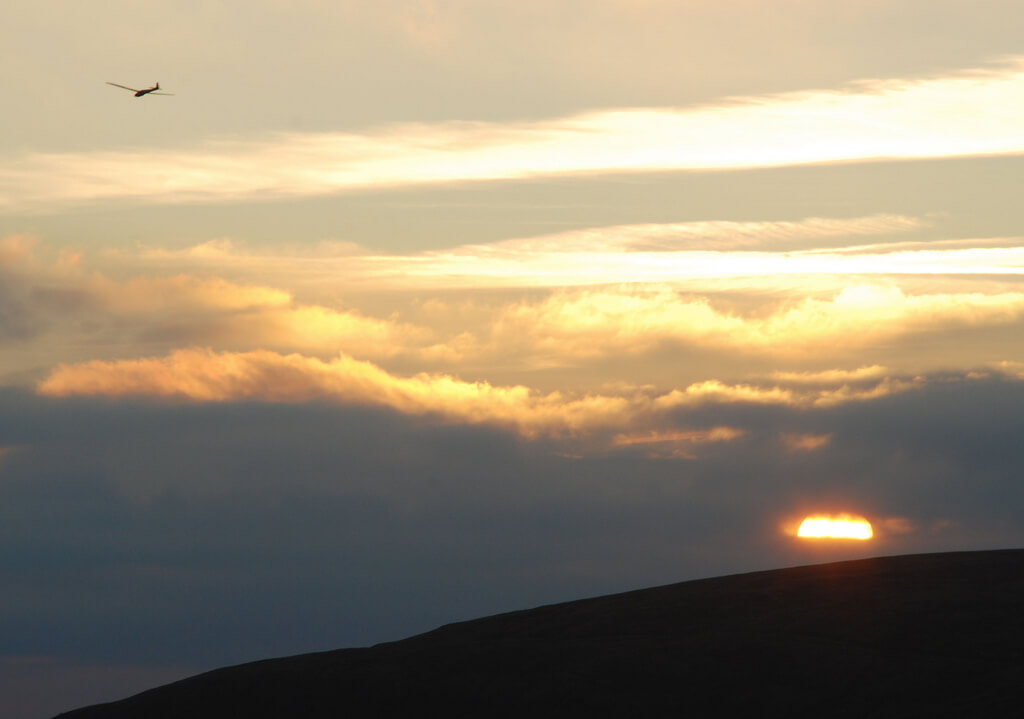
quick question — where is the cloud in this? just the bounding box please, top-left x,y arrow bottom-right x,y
345,214 -> 976,289
124,215 -> 964,293
247,305 -> 432,356
611,427 -> 745,459
357,242 -> 1024,290
653,376 -> 923,410
780,433 -> 832,452
35,348 -> 641,438
450,214 -> 926,254
33,347 -> 965,440
992,361 -> 1024,378
487,285 -> 1024,361
772,366 -> 892,384
7,372 -> 1024,674
8,367 -> 1024,701
0,241 -> 434,367
10,232 -> 1024,388
0,236 -> 44,343
86,275 -> 292,314
7,57 -> 1024,211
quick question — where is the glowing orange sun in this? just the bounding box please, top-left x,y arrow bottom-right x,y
797,514 -> 873,540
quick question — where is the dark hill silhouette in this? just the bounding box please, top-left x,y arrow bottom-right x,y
57,549 -> 1024,718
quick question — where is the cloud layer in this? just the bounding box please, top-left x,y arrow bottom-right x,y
8,221 -> 1024,392
5,371 -> 1024,678
34,346 -> 989,450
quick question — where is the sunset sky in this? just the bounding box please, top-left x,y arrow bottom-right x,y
5,2 -> 1024,716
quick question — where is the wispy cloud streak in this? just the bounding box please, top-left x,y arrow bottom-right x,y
5,58 -> 1024,211
139,216 -> 1024,291
356,238 -> 1024,289
132,215 -> 931,288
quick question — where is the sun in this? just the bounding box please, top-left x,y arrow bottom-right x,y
797,514 -> 873,540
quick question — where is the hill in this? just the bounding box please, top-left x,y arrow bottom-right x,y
57,549 -> 1024,717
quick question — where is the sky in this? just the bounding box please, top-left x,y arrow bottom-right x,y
5,1 -> 1024,716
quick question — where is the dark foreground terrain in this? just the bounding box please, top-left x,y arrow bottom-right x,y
59,549 -> 1024,718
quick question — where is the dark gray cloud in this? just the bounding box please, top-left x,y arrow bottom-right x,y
1,380 -> 1023,713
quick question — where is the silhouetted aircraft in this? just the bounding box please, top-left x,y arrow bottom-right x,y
106,81 -> 174,97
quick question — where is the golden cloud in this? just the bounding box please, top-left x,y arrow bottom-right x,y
654,376 -> 921,410
244,305 -> 433,357
35,348 -> 638,437
13,232 -> 1024,386
655,380 -> 798,408
35,348 -> 945,441
488,285 -> 1024,361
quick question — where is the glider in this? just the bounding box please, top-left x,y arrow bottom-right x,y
106,81 -> 174,97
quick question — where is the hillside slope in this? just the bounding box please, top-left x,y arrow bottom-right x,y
58,550 -> 1024,717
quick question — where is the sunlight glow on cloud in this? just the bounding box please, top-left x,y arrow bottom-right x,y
253,305 -> 433,356
489,285 -> 1024,359
10,233 -> 1024,384
132,216 -> 958,292
34,349 -> 940,439
35,348 -> 638,438
653,376 -> 921,410
612,427 -> 745,459
0,241 -> 434,363
612,428 -> 745,446
356,242 -> 1024,289
6,58 -> 1024,211
771,366 -> 891,384
89,275 -> 293,313
448,215 -> 926,254
993,360 -> 1024,380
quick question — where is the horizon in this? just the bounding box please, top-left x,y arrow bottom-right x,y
5,2 -> 1024,717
